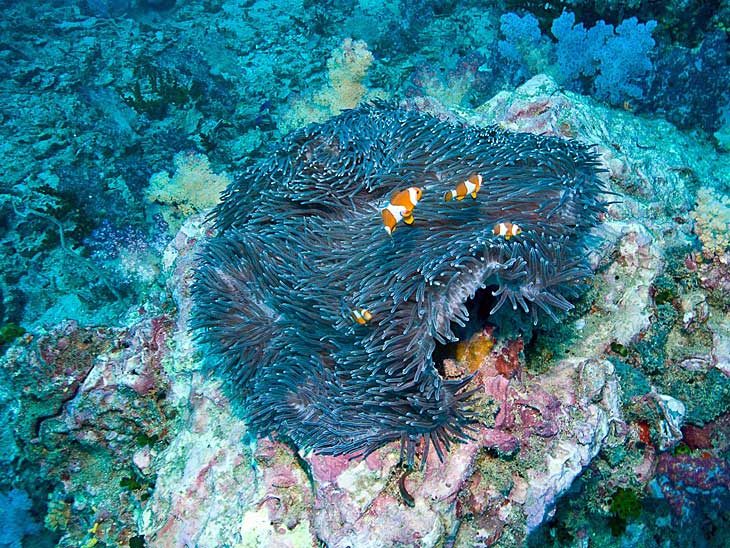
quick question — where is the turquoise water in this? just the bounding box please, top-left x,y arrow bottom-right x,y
0,1 -> 728,547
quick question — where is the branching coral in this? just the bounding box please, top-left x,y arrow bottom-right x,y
192,102 -> 606,464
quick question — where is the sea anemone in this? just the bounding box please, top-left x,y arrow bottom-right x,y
192,102 -> 606,464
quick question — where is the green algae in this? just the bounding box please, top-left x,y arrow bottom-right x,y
135,432 -> 160,448
610,341 -> 629,357
129,535 -> 146,548
123,63 -> 204,120
673,442 -> 692,456
0,323 -> 25,346
652,274 -> 680,306
608,487 -> 642,535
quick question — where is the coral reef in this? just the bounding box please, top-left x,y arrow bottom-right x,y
193,100 -> 606,464
691,186 -> 730,259
0,315 -> 177,546
0,1 -> 728,546
2,71 -> 728,544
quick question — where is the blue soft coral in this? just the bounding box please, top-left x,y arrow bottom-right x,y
498,12 -> 543,83
0,489 -> 39,548
192,103 -> 606,464
498,10 -> 657,105
551,11 -> 657,104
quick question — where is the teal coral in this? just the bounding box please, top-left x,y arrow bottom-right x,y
0,489 -> 40,548
608,487 -> 643,535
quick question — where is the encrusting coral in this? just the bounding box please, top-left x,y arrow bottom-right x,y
691,186 -> 730,259
192,102 -> 606,465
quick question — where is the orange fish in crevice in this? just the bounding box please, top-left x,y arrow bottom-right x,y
444,173 -> 482,202
381,187 -> 423,235
493,221 -> 522,240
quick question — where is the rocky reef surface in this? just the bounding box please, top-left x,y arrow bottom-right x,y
2,72 -> 728,546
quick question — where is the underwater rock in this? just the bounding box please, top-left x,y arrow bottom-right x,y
519,359 -> 620,531
192,100 -> 607,466
0,316 -> 175,546
84,0 -> 130,18
651,393 -> 687,451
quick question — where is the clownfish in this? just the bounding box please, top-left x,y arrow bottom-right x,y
493,221 -> 522,240
444,173 -> 482,202
381,187 -> 423,235
351,308 -> 373,325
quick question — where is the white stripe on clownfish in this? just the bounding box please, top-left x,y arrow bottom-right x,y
493,221 -> 522,240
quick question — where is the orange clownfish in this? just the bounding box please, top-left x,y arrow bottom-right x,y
351,308 -> 373,325
381,187 -> 423,235
444,173 -> 482,202
493,221 -> 522,240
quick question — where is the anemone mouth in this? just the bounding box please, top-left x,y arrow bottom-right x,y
427,237 -> 585,379
432,285 -> 498,377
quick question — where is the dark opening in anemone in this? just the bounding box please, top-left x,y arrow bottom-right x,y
432,285 -> 499,374
192,101 -> 606,466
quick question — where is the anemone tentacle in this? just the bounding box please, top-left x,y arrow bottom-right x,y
192,102 -> 606,465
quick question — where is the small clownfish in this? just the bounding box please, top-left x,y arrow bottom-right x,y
493,221 -> 522,240
444,173 -> 482,202
351,308 -> 373,325
381,187 -> 423,235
